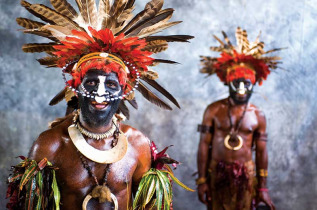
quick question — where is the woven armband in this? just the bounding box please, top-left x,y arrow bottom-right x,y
197,124 -> 213,134
6,157 -> 60,210
255,132 -> 268,142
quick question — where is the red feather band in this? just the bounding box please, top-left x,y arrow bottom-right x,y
53,27 -> 154,92
213,51 -> 270,85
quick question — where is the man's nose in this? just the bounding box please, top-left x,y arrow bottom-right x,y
237,82 -> 246,95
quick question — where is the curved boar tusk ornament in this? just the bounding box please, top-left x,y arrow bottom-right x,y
224,134 -> 243,151
82,193 -> 118,210
68,124 -> 128,164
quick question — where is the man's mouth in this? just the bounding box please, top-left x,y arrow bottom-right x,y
91,101 -> 109,110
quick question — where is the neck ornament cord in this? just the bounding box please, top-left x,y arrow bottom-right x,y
73,112 -> 117,140
224,98 -> 248,151
79,153 -> 118,210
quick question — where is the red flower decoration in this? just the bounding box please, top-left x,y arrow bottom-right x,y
150,141 -> 179,170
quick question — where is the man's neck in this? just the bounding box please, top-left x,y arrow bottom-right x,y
228,97 -> 249,107
79,113 -> 113,134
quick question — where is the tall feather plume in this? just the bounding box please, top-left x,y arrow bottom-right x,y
98,0 -> 110,29
136,82 -> 172,110
75,0 -> 98,27
142,77 -> 180,108
21,0 -> 55,25
50,0 -> 78,19
137,21 -> 181,38
109,0 -> 128,27
29,4 -> 83,31
118,0 -> 164,34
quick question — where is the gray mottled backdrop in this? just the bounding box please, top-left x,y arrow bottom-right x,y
1,0 -> 317,209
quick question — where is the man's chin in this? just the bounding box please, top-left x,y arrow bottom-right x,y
233,94 -> 249,104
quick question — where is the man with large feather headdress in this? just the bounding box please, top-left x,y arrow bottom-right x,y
196,28 -> 281,210
6,0 -> 194,209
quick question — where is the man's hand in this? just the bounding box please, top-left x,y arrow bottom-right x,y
256,191 -> 275,210
197,183 -> 211,206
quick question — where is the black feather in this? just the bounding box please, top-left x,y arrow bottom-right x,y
127,98 -> 138,109
136,82 -> 172,110
153,59 -> 179,65
118,101 -> 130,119
49,88 -> 66,106
142,77 -> 180,108
145,35 -> 194,42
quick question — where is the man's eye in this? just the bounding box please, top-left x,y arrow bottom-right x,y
107,82 -> 117,88
86,81 -> 96,86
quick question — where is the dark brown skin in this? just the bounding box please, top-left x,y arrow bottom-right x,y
197,97 -> 275,210
29,114 -> 151,210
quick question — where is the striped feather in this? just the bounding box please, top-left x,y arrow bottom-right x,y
50,0 -> 78,19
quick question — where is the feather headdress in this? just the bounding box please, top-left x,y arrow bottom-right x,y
200,27 -> 282,85
17,0 -> 193,111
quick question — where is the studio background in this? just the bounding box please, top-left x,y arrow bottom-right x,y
1,0 -> 316,209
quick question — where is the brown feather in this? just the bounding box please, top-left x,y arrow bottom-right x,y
212,35 -> 225,47
16,17 -> 45,29
118,0 -> 163,34
141,69 -> 159,80
108,0 -> 128,29
23,30 -> 58,42
143,40 -> 168,53
145,35 -> 194,42
124,0 -> 135,10
49,88 -> 67,105
125,8 -> 174,36
42,25 -> 72,41
20,0 -> 56,25
98,0 -> 111,29
30,4 -> 83,31
50,0 -> 78,19
37,56 -> 59,66
142,77 -> 180,108
138,21 -> 181,38
75,0 -> 98,27
117,7 -> 135,24
136,82 -> 172,110
22,43 -> 57,53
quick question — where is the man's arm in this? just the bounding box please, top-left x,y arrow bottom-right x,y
255,110 -> 275,210
131,132 -> 152,194
197,104 -> 215,205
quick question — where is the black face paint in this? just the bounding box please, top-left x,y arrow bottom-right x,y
229,78 -> 253,105
78,69 -> 122,127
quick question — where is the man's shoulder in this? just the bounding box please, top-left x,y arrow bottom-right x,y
248,104 -> 265,117
120,124 -> 150,149
205,98 -> 227,113
29,115 -> 73,161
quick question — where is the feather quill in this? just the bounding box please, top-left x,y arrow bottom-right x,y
136,82 -> 172,110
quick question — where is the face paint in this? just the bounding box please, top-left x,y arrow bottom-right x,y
229,78 -> 253,104
78,70 -> 122,127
